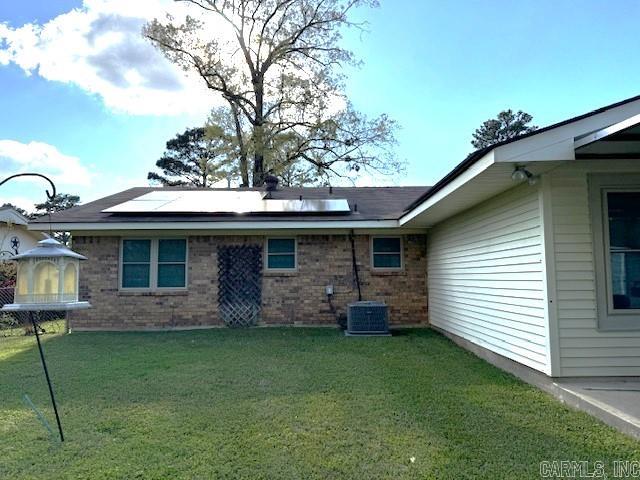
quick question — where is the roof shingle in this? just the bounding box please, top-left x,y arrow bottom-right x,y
31,186 -> 431,225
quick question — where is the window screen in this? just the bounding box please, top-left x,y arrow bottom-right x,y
121,239 -> 186,289
267,238 -> 296,269
607,192 -> 640,310
372,237 -> 402,269
122,239 -> 151,288
157,239 -> 187,288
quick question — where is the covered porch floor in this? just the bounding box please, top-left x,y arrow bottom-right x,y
556,378 -> 640,440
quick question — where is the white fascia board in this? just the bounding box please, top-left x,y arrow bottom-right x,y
574,112 -> 640,149
494,137 -> 575,163
497,102 -> 640,164
28,219 -> 401,232
33,227 -> 427,236
400,98 -> 640,227
399,151 -> 495,226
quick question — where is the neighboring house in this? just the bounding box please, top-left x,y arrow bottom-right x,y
0,206 -> 47,260
28,95 -> 640,378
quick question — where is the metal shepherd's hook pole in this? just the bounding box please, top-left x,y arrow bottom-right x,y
0,172 -> 56,200
0,172 -> 63,442
30,313 -> 64,442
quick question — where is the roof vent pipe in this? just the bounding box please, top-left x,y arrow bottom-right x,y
329,185 -> 333,195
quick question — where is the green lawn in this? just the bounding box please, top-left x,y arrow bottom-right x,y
1,327 -> 638,479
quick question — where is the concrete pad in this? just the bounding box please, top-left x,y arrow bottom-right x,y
556,379 -> 640,436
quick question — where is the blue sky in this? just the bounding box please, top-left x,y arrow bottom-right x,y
1,0 -> 640,210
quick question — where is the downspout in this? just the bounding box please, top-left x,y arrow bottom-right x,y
349,229 -> 362,301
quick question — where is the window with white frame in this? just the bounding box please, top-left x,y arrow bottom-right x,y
590,175 -> 640,330
371,236 -> 403,269
266,238 -> 296,270
121,238 -> 187,289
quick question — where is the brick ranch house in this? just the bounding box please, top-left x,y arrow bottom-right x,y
33,186 -> 430,329
30,95 -> 640,378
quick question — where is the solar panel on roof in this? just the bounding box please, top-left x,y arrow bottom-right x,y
101,191 -> 351,215
262,199 -> 350,213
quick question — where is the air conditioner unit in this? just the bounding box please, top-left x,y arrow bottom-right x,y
347,301 -> 389,335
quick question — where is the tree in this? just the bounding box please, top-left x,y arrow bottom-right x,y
0,260 -> 16,287
277,161 -> 319,187
34,194 -> 81,245
471,109 -> 538,150
1,203 -> 30,218
144,0 -> 401,186
34,194 -> 80,214
148,126 -> 236,187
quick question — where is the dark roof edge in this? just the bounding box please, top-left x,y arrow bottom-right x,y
29,187 -> 145,224
403,93 -> 640,213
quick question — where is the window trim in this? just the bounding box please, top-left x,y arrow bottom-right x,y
589,174 -> 640,330
370,235 -> 404,271
119,237 -> 188,291
264,237 -> 297,272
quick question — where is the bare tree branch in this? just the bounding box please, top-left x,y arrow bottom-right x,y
146,0 -> 398,186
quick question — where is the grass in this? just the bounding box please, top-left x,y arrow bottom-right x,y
1,327 -> 638,479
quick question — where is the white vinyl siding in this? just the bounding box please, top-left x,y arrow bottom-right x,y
547,161 -> 640,377
427,184 -> 550,374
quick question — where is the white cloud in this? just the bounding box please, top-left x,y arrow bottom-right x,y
0,140 -> 92,188
0,0 -> 218,116
1,195 -> 40,213
0,140 -> 136,211
0,140 -> 150,212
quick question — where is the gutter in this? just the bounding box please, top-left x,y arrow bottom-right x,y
404,147 -> 492,213
27,219 -> 407,231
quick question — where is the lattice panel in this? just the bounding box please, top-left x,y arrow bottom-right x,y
217,245 -> 262,327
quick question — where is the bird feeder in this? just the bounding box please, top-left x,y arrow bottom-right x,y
2,238 -> 91,311
0,172 -> 86,443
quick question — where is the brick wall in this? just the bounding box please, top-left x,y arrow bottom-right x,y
69,233 -> 428,330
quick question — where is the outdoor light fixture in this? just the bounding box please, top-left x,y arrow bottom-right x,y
511,165 -> 538,186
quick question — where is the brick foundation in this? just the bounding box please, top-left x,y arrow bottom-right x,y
69,234 -> 428,330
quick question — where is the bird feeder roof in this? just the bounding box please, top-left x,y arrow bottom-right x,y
12,238 -> 87,260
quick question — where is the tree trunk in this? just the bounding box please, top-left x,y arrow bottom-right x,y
229,102 -> 250,187
252,149 -> 264,186
252,75 -> 265,187
239,152 -> 249,187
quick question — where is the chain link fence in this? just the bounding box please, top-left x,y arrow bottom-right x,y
0,286 -> 66,337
